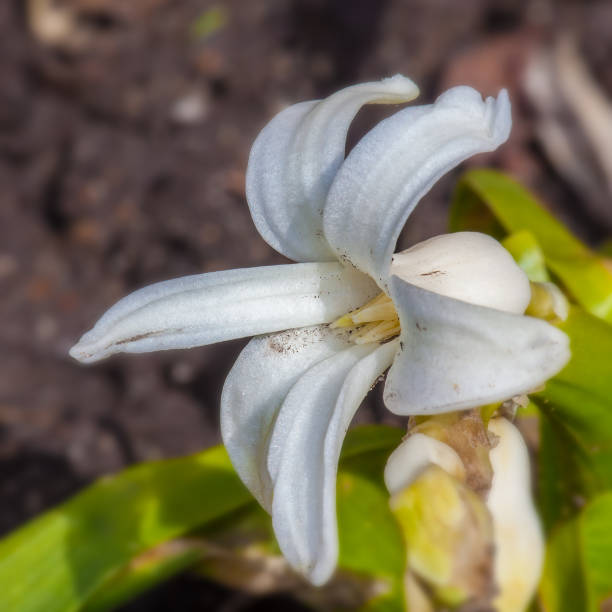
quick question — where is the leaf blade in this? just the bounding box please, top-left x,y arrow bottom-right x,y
451,169 -> 612,322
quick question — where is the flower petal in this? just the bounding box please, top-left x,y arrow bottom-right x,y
69,262 -> 377,363
323,86 -> 512,287
383,277 -> 570,414
390,232 -> 531,315
246,75 -> 419,262
268,339 -> 399,585
220,325 -> 352,511
487,417 -> 544,612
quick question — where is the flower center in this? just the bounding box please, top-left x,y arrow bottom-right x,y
330,292 -> 400,344
330,232 -> 568,346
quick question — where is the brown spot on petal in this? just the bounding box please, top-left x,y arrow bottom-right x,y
419,269 -> 446,277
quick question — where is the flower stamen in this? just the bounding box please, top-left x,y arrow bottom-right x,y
331,292 -> 401,344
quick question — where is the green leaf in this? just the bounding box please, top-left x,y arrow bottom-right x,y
83,540 -> 204,612
600,240 -> 612,258
0,426 -> 405,612
502,230 -> 550,282
0,446 -> 252,612
540,492 -> 612,612
451,169 -> 612,323
95,428 -> 406,612
534,307 -> 612,530
338,438 -> 406,611
340,424 -> 404,460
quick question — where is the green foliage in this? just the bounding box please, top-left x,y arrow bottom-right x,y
451,169 -> 612,323
336,429 -> 406,611
452,169 -> 612,611
502,230 -> 550,283
600,240 -> 612,258
540,493 -> 612,611
0,446 -> 251,612
0,426 -> 405,612
534,308 -> 612,530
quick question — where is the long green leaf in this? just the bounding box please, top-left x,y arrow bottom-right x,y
0,446 -> 251,612
88,428 -> 405,612
0,426 -> 405,612
540,492 -> 612,611
450,169 -> 612,323
502,230 -> 550,283
83,540 -> 204,612
534,307 -> 612,530
337,440 -> 406,611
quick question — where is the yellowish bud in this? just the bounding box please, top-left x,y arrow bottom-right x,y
487,417 -> 544,612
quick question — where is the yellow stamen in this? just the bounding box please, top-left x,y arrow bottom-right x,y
353,320 -> 401,344
331,292 -> 401,344
330,314 -> 355,329
352,300 -> 398,324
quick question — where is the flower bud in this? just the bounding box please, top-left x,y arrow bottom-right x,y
384,433 -> 465,495
389,465 -> 495,608
487,417 -> 544,612
390,232 -> 531,314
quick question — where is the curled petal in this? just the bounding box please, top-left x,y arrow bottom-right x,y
323,87 -> 512,287
487,418 -> 544,612
246,75 -> 419,262
220,325 -> 352,510
69,263 -> 377,363
268,340 -> 399,585
384,277 -> 570,414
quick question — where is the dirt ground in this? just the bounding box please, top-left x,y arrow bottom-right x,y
1,0 -> 611,609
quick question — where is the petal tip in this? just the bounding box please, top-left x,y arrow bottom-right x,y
381,73 -> 420,98
308,560 -> 336,587
68,342 -> 87,363
68,331 -> 108,364
490,88 -> 512,144
434,85 -> 512,146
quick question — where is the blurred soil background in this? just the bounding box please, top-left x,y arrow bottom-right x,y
1,0 -> 612,609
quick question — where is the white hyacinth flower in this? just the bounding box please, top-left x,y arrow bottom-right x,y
70,76 -> 569,585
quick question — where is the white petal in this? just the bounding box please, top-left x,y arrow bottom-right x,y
487,418 -> 543,612
246,75 -> 419,262
384,433 -> 465,495
269,339 -> 399,585
323,87 -> 512,287
390,232 -> 531,314
383,277 -> 570,414
220,325 -> 352,511
69,262 -> 377,363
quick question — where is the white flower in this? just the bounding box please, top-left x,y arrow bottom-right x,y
70,76 -> 569,585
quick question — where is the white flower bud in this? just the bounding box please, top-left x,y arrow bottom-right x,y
384,433 -> 466,495
487,417 -> 544,612
390,232 -> 531,314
